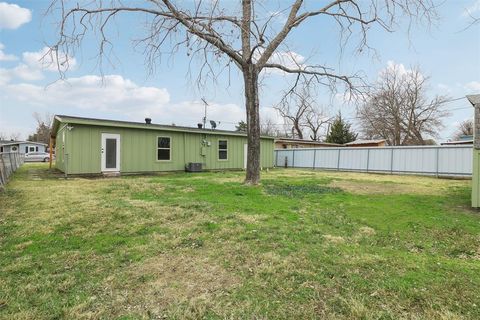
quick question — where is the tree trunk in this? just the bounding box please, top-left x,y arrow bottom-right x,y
243,65 -> 261,185
294,121 -> 303,139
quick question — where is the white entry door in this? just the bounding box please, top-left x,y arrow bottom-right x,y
101,133 -> 120,172
243,143 -> 248,169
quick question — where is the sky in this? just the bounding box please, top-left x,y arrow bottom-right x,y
0,0 -> 479,142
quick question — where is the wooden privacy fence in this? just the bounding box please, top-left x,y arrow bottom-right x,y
275,145 -> 472,178
0,152 -> 25,190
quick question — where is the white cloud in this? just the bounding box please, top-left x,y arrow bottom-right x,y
268,50 -> 305,68
0,68 -> 11,85
463,0 -> 480,17
0,2 -> 31,30
0,43 -> 16,61
378,61 -> 425,84
465,81 -> 480,92
254,49 -> 306,75
22,47 -> 76,72
1,73 -> 246,130
4,75 -> 170,111
0,46 -> 76,83
10,64 -> 44,81
384,60 -> 415,77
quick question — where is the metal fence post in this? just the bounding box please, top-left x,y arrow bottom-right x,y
292,149 -> 296,168
366,148 -> 370,173
390,148 -> 394,174
337,149 -> 341,171
8,152 -> 13,176
0,154 -> 5,188
313,149 -> 317,170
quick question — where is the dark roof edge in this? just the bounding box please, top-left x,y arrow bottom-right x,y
51,114 -> 275,139
0,141 -> 48,146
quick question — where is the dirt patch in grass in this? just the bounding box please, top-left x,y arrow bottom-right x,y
358,226 -> 376,236
93,253 -> 240,319
237,214 -> 264,224
323,234 -> 346,244
330,179 -> 438,195
264,182 -> 341,197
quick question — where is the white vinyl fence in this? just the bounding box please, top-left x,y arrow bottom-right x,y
0,152 -> 25,190
275,145 -> 472,178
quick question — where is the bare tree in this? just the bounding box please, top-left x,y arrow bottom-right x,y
275,79 -> 331,140
357,64 -> 448,145
9,133 -> 21,141
276,86 -> 331,140
274,87 -> 311,139
305,106 -> 331,141
453,119 -> 474,140
48,0 -> 437,184
260,117 -> 278,137
0,132 -> 22,141
28,112 -> 53,144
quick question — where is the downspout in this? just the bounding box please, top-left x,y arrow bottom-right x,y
49,137 -> 53,169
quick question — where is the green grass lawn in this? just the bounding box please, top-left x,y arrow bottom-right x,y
1,163 -> 479,319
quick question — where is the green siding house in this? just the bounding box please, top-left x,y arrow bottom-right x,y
51,115 -> 274,175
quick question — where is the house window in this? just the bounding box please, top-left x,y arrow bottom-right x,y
11,146 -> 17,152
157,137 -> 171,161
218,140 -> 228,160
29,146 -> 35,153
36,146 -> 39,152
0,146 -> 3,153
25,146 -> 28,153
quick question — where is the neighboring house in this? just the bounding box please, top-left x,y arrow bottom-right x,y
344,139 -> 386,147
275,138 -> 342,149
0,140 -> 47,154
50,115 -> 275,175
441,135 -> 473,146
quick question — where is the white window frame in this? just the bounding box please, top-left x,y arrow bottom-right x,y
218,139 -> 228,161
156,136 -> 171,162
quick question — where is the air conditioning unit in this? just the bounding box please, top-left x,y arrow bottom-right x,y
186,162 -> 202,172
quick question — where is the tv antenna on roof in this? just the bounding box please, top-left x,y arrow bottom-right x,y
201,97 -> 209,129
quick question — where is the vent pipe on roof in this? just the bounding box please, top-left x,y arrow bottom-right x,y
145,118 -> 152,124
